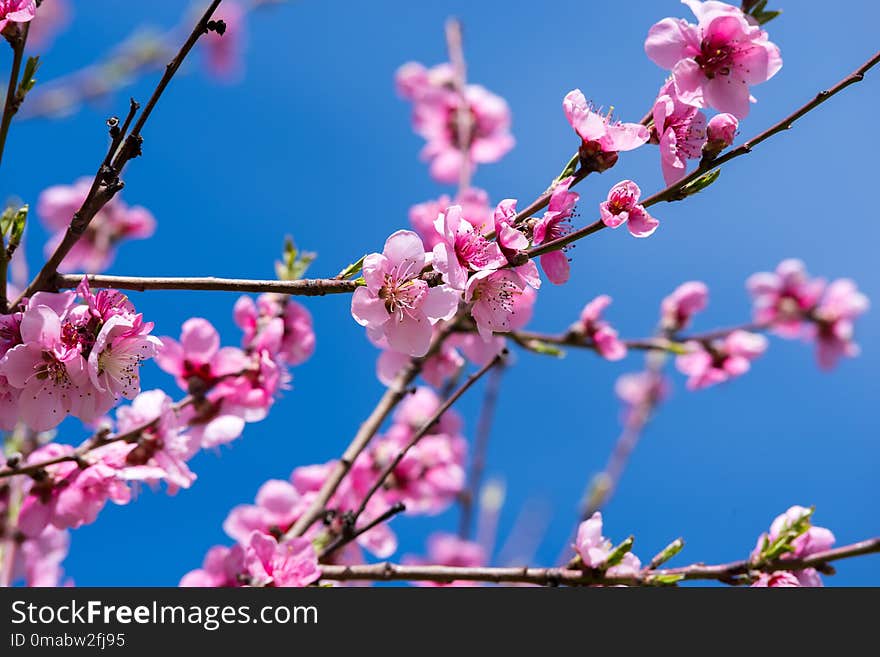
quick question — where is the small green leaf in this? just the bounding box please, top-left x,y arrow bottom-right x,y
650,538 -> 685,568
522,339 -> 565,357
754,9 -> 781,25
677,169 -> 721,198
336,254 -> 366,280
18,56 -> 40,96
604,536 -> 635,568
275,236 -> 316,281
10,204 -> 27,247
554,152 -> 580,182
650,573 -> 685,585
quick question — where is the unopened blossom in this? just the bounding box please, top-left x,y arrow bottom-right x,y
652,80 -> 707,185
599,180 -> 659,238
409,188 -> 492,249
747,259 -> 825,338
810,279 -> 869,370
563,89 -> 649,171
752,506 -> 836,587
0,0 -> 35,31
574,512 -> 642,577
492,198 -> 542,289
396,61 -> 514,184
661,281 -> 709,332
676,329 -> 767,390
234,294 -> 316,366
243,531 -> 320,588
645,0 -> 782,118
38,178 -> 156,273
202,0 -> 246,81
751,571 -> 801,587
351,230 -> 459,357
180,545 -> 245,587
404,533 -> 486,587
532,177 -> 580,285
465,269 -> 529,341
432,204 -> 505,290
576,296 -> 627,361
26,0 -> 69,50
705,112 -> 739,154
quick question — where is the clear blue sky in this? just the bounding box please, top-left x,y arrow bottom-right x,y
6,0 -> 878,585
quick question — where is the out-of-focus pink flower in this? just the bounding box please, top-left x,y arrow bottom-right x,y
202,0 -> 246,81
574,512 -> 642,577
752,506 -> 836,587
26,0 -> 69,50
0,0 -> 35,32
563,89 -> 649,171
432,205 -> 505,290
223,479 -> 303,544
409,188 -> 492,249
705,112 -> 738,152
676,329 -> 767,389
644,0 -> 782,118
403,532 -> 486,587
376,327 -> 464,388
811,279 -> 869,370
577,295 -> 627,361
661,281 -> 709,332
615,371 -> 669,424
38,178 -> 156,273
532,177 -> 579,285
652,80 -> 707,185
396,61 -> 514,184
234,294 -> 316,366
180,545 -> 245,587
12,525 -> 70,587
599,180 -> 659,238
243,531 -> 320,588
747,259 -> 825,338
751,571 -> 801,587
351,231 -> 459,357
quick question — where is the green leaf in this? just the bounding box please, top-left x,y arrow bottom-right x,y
604,536 -> 635,568
336,254 -> 366,280
18,56 -> 40,96
554,152 -> 580,183
677,169 -> 721,198
275,236 -> 316,281
649,573 -> 685,585
1,204 -> 27,255
754,9 -> 781,25
650,538 -> 685,568
521,339 -> 565,357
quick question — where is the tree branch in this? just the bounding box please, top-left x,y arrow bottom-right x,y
319,537 -> 880,586
55,273 -> 360,296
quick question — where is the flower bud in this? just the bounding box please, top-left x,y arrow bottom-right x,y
703,113 -> 739,158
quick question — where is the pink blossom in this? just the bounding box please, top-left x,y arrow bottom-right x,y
706,112 -> 739,151
746,259 -> 825,338
652,80 -> 707,184
599,180 -> 659,238
676,329 -> 767,389
394,386 -> 462,436
532,177 -> 580,285
661,281 -> 709,332
810,279 -> 869,370
180,545 -> 245,587
751,571 -> 801,587
409,188 -> 492,249
202,0 -> 246,81
12,526 -> 70,587
0,304 -> 90,430
577,296 -> 627,361
234,294 -> 316,366
351,230 -> 459,357
398,62 -> 514,184
574,512 -> 642,577
223,479 -> 303,544
38,178 -> 156,273
0,0 -> 35,32
155,318 -> 249,393
644,0 -> 782,118
243,531 -> 320,588
563,89 -> 649,171
615,371 -> 669,425
432,204 -> 505,290
404,532 -> 486,587
752,506 -> 836,587
465,269 -> 529,341
26,0 -> 69,50
376,328 -> 464,388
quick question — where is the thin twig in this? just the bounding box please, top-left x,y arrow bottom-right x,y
445,17 -> 471,193
319,536 -> 880,586
318,502 -> 406,561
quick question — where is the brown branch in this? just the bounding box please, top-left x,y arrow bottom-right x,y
445,17 -> 472,193
525,49 -> 880,261
318,502 -> 406,561
15,1 -> 224,304
458,362 -> 506,538
319,537 -> 880,586
349,350 -> 507,526
55,273 -> 360,296
283,321 -> 460,540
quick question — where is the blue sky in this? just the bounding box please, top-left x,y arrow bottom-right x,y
5,0 -> 878,585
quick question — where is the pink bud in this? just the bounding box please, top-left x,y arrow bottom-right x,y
706,113 -> 739,148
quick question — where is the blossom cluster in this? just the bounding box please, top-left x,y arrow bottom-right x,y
181,387 -> 468,586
